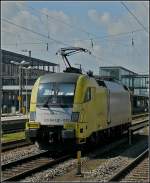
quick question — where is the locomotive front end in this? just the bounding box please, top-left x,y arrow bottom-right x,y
26,73 -> 80,150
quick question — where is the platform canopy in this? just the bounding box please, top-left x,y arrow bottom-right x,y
2,49 -> 58,67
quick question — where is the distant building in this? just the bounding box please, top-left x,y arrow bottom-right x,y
99,66 -> 149,96
1,49 -> 58,113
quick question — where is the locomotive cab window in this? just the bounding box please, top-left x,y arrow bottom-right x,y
37,82 -> 75,107
84,87 -> 95,102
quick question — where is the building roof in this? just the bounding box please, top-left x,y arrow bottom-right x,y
99,66 -> 138,75
2,49 -> 58,66
121,74 -> 149,78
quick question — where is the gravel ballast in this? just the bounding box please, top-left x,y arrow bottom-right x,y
20,136 -> 147,182
1,145 -> 42,164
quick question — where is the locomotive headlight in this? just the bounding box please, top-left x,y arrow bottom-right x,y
30,112 -> 36,121
71,112 -> 79,122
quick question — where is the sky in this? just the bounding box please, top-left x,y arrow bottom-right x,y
1,1 -> 149,75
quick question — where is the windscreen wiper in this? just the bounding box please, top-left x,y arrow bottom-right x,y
43,89 -> 54,108
43,95 -> 52,108
42,96 -> 55,114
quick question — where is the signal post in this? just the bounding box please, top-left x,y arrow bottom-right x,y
76,139 -> 83,176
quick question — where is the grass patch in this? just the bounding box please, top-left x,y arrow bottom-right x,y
2,131 -> 25,143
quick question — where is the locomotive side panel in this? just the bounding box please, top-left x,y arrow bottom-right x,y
105,81 -> 131,128
68,75 -> 108,140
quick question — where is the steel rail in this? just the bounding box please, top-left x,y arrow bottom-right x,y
108,148 -> 148,182
2,139 -> 32,152
1,137 -> 129,182
2,124 -> 147,182
132,112 -> 149,120
2,151 -> 72,182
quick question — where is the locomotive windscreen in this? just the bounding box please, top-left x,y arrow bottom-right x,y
37,82 -> 75,107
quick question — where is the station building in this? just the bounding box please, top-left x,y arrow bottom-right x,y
99,66 -> 149,114
1,49 -> 58,113
99,66 -> 149,96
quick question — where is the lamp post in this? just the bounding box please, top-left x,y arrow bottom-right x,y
22,49 -> 31,65
10,60 -> 30,113
22,66 -> 31,116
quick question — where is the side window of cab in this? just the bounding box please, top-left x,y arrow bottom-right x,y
84,87 -> 96,103
84,87 -> 92,102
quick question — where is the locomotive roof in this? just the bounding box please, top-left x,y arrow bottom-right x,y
40,72 -> 81,83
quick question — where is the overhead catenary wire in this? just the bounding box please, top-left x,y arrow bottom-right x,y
2,18 -> 136,53
89,52 -> 118,66
2,42 -> 47,46
120,1 -> 148,33
26,4 -> 99,38
65,29 -> 145,43
2,16 -> 146,67
9,3 -> 146,45
8,3 -> 147,47
140,2 -> 148,10
2,30 -> 140,47
2,17 -> 112,68
1,29 -> 48,43
1,6 -> 147,73
2,5 -> 146,51
2,30 -> 55,51
1,17 -> 71,47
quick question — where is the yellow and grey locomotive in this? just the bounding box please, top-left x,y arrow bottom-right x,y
26,47 -> 132,150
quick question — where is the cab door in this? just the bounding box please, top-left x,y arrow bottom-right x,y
81,87 -> 96,136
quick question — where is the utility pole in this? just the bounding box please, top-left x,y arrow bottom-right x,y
20,65 -> 23,113
19,64 -> 21,113
21,49 -> 31,65
25,68 -> 28,115
76,140 -> 82,176
23,66 -> 31,116
21,49 -> 32,114
11,60 -> 30,113
0,49 -> 2,118
29,50 -> 32,65
27,50 -> 31,114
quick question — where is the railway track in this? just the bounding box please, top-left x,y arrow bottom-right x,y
2,134 -> 148,182
108,149 -> 149,182
2,150 -> 72,182
1,118 -> 148,182
132,112 -> 148,120
122,155 -> 149,182
2,139 -> 32,152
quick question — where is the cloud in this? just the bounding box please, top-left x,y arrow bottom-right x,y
40,8 -> 72,38
1,1 -> 26,18
1,1 -> 73,66
88,9 -> 110,25
1,1 -> 149,75
88,2 -> 148,35
87,2 -> 149,74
